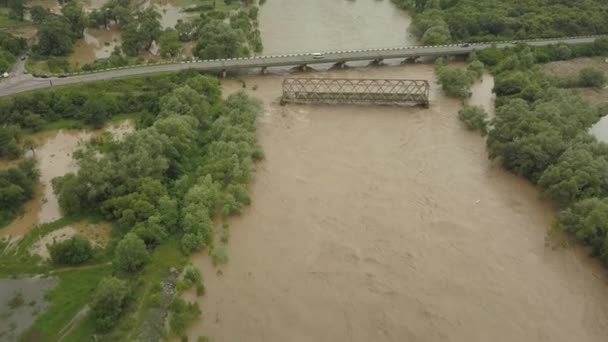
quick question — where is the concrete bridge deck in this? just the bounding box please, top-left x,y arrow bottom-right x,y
0,36 -> 603,97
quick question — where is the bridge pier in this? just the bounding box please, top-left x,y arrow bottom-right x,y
334,61 -> 347,69
370,58 -> 384,66
401,56 -> 419,64
261,66 -> 268,75
299,64 -> 308,72
221,69 -> 227,78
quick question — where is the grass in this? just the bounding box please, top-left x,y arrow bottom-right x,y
0,8 -> 28,28
19,265 -> 111,342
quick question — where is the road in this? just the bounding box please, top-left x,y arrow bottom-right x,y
0,36 -> 601,97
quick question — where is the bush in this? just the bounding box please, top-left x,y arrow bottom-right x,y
183,264 -> 201,284
48,236 -> 93,265
91,276 -> 130,332
578,68 -> 606,88
114,233 -> 149,273
458,106 -> 488,135
210,244 -> 228,266
436,65 -> 475,98
47,57 -> 70,73
7,291 -> 24,309
467,60 -> 485,79
169,298 -> 201,335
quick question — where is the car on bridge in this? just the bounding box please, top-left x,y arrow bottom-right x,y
312,53 -> 324,59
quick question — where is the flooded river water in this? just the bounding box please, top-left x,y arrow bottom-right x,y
258,0 -> 415,54
0,121 -> 132,239
185,64 -> 608,342
183,1 -> 608,341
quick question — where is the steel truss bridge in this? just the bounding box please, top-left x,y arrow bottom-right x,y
281,78 -> 430,107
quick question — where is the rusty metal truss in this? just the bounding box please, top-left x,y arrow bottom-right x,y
281,78 -> 430,107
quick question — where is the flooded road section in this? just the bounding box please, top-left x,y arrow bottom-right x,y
0,121 -> 133,239
258,0 -> 415,54
186,64 -> 608,342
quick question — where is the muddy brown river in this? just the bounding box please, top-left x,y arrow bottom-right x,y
182,63 -> 608,342
182,1 -> 608,341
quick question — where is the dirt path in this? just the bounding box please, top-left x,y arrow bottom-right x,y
185,64 -> 608,342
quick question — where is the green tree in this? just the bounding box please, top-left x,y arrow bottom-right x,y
7,0 -> 24,20
30,6 -> 49,25
458,105 -> 488,135
194,20 -> 244,59
91,276 -> 130,332
36,16 -> 74,56
436,65 -> 475,98
159,29 -> 181,57
114,233 -> 149,273
61,0 -> 87,38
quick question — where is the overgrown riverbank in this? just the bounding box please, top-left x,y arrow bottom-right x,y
439,38 -> 608,267
0,70 -> 262,341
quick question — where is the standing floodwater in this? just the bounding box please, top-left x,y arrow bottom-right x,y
258,0 -> 415,54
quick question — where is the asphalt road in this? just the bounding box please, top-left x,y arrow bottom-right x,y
0,36 -> 601,97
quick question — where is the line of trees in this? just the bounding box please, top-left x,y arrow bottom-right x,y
393,0 -> 608,44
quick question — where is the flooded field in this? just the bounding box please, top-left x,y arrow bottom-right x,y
70,28 -> 122,66
0,276 -> 57,340
0,121 -> 133,239
184,64 -> 608,342
468,73 -> 496,116
144,0 -> 198,29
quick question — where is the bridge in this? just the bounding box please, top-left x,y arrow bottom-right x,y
281,78 -> 430,107
0,36 -> 602,97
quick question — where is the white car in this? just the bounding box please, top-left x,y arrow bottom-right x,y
312,52 -> 324,59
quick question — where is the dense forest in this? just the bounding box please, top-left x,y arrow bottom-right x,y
393,0 -> 608,44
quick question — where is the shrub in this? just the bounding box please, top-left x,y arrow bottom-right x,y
210,244 -> 228,266
183,264 -> 201,284
467,60 -> 485,79
169,298 -> 201,335
458,106 -> 488,135
48,236 -> 93,265
91,276 -> 130,332
578,68 -> 606,88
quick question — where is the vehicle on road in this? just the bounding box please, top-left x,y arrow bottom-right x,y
312,52 -> 324,59
20,56 -> 26,61
462,43 -> 470,47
